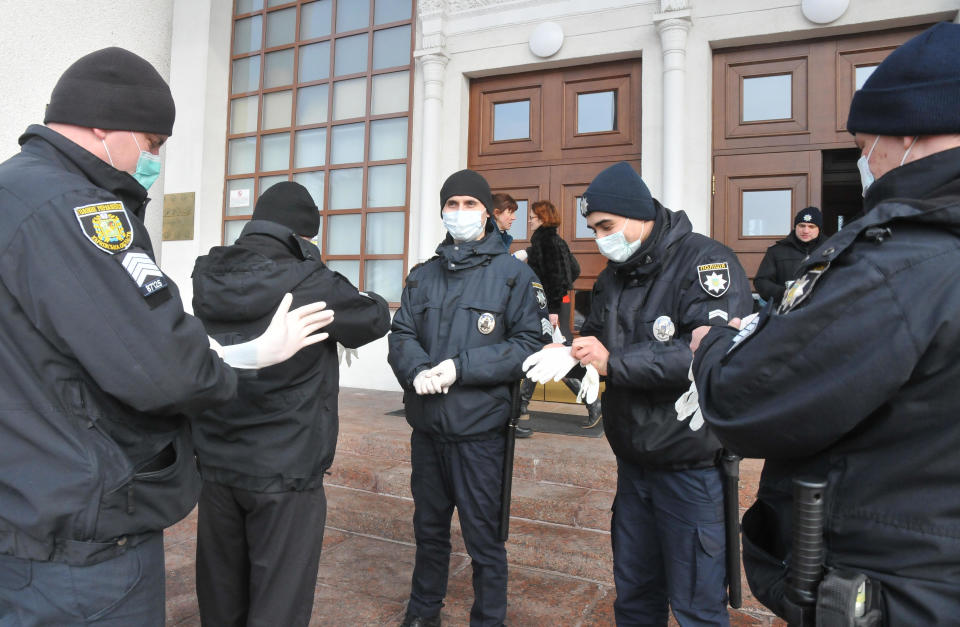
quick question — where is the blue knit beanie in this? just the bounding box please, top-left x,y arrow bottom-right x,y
847,22 -> 960,136
581,162 -> 655,220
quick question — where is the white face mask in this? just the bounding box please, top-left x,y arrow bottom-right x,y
596,219 -> 644,262
857,136 -> 880,198
443,210 -> 486,242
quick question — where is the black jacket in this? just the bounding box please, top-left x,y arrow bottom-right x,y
526,226 -> 577,314
191,220 -> 390,491
388,228 -> 549,440
693,147 -> 960,622
753,232 -> 822,305
0,126 -> 237,565
580,203 -> 751,469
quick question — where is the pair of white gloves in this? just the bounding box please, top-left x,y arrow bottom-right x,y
208,293 -> 334,369
520,346 -> 600,405
413,359 -> 457,395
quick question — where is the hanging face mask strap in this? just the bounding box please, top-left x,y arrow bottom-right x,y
101,138 -> 115,167
900,136 -> 919,166
865,135 -> 880,164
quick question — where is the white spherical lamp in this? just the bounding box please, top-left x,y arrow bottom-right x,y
529,22 -> 564,58
801,0 -> 850,24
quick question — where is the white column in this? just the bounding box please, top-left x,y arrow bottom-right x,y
413,51 -> 449,263
654,10 -> 692,211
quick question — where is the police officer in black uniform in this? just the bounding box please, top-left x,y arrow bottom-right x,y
388,170 -> 549,627
0,48 -> 330,625
191,182 -> 390,626
754,207 -> 823,307
691,22 -> 960,623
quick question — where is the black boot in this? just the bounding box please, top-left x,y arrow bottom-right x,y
581,400 -> 602,429
400,611 -> 441,627
515,425 -> 533,438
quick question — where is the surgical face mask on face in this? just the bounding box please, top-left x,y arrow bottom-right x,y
101,133 -> 162,191
595,219 -> 644,262
443,210 -> 486,242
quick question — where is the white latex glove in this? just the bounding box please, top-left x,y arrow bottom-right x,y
551,325 -> 566,344
738,312 -> 759,330
413,370 -> 440,395
576,364 -> 600,405
220,294 -> 333,369
675,364 -> 704,431
522,346 -> 579,383
426,358 -> 457,393
337,343 -> 359,367
513,249 -> 528,262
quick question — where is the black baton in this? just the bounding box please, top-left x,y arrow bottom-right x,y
498,380 -> 522,542
720,451 -> 742,608
786,477 -> 827,625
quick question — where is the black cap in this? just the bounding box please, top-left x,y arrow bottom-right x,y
581,161 -> 655,220
847,22 -> 960,136
440,169 -> 493,214
794,206 -> 822,228
252,182 -> 320,237
44,47 -> 176,136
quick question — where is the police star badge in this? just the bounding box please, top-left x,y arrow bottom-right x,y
478,312 -> 496,335
532,282 -> 547,310
74,202 -> 134,254
778,263 -> 830,314
652,315 -> 675,342
697,262 -> 730,297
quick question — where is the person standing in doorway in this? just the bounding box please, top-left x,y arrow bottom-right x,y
753,206 -> 823,307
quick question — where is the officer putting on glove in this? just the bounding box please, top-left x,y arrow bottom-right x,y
522,162 -> 751,625
0,48 -> 331,625
388,169 -> 550,627
689,22 -> 960,623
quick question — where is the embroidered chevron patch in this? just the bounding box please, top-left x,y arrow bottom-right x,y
120,251 -> 169,298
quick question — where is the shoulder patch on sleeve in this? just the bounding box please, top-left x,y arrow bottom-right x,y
532,281 -> 547,310
120,250 -> 169,300
74,202 -> 134,254
697,262 -> 730,297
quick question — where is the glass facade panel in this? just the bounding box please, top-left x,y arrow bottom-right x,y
301,0 -> 332,39
294,127 -> 327,168
228,137 -> 258,175
329,168 -> 363,209
367,164 -> 405,208
226,178 -> 255,216
263,48 -> 295,88
258,174 -> 288,195
575,197 -> 592,239
236,0 -> 264,14
365,260 -> 403,302
232,56 -> 261,93
224,219 -> 249,244
331,123 -> 365,164
233,15 -> 263,54
508,199 -> 529,240
374,0 -> 411,25
265,7 -> 296,47
371,71 -> 409,114
336,0 -> 369,32
742,74 -> 792,122
293,170 -> 325,210
260,132 -> 291,171
262,90 -> 293,130
333,78 -> 366,120
327,214 -> 362,254
577,91 -> 616,133
493,100 -> 529,141
742,189 -> 792,236
855,65 -> 878,90
231,95 -> 259,134
296,83 -> 329,125
369,117 -> 407,161
373,25 -> 410,70
334,34 -> 369,76
299,41 -> 330,82
325,259 -> 359,285
366,212 -> 405,254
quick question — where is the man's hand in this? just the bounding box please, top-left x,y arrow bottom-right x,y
548,313 -> 559,327
690,313 -> 758,354
426,359 -> 457,393
571,336 -> 609,376
413,370 -> 442,395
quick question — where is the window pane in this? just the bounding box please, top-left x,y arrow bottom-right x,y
369,117 -> 407,161
233,15 -> 263,54
371,71 -> 408,114
260,132 -> 290,171
294,128 -> 327,168
259,174 -> 288,196
336,0 -> 369,32
742,74 -> 792,122
297,84 -> 329,125
327,214 -> 362,254
228,137 -> 258,175
236,0 -> 264,14
366,212 -> 404,254
331,123 -> 365,164
333,78 -> 367,120
374,0 -> 411,24
265,7 -> 296,47
373,25 -> 410,70
263,48 -> 295,88
267,0 -> 289,6
575,198 -> 592,239
334,34 -> 369,76
299,41 -> 330,82
365,259 -> 403,302
508,199 -> 528,240
293,170 -> 325,210
224,219 -> 249,244
578,91 -> 616,133
742,189 -> 792,236
367,164 -> 405,208
230,95 -> 259,134
262,90 -> 292,130
232,56 -> 261,93
326,259 -> 359,285
329,168 -> 363,209
226,178 -> 255,216
301,0 -> 332,39
855,65 -> 877,90
493,101 -> 529,141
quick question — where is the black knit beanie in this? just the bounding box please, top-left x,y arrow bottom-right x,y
794,206 -> 822,228
252,182 -> 320,237
439,169 -> 493,214
847,22 -> 960,136
44,47 -> 176,136
582,161 -> 655,220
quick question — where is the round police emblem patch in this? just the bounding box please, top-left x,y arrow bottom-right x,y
478,312 -> 496,335
652,315 -> 675,342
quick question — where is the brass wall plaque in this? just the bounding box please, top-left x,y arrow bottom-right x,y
162,192 -> 195,241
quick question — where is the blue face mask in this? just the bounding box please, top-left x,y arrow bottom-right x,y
130,133 -> 162,191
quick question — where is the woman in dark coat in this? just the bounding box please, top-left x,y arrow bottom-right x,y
754,206 -> 823,306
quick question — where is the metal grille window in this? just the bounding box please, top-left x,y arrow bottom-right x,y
225,0 -> 414,303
